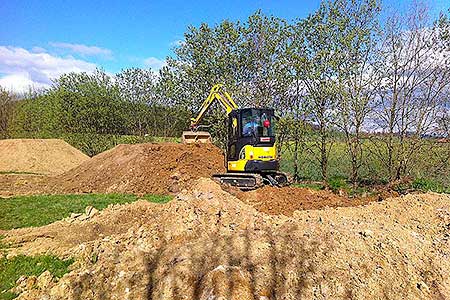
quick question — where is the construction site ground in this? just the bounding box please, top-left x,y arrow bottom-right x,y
0,139 -> 449,299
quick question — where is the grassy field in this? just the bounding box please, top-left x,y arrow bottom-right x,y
279,138 -> 450,190
0,193 -> 172,230
0,193 -> 172,299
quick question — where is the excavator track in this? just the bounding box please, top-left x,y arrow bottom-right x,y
212,171 -> 289,190
212,173 -> 264,190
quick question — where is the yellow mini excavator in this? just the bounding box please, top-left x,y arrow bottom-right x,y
182,84 -> 288,190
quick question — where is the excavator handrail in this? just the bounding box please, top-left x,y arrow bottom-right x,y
190,84 -> 239,129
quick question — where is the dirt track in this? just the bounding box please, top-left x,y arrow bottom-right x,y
0,142 -> 371,214
4,178 -> 450,300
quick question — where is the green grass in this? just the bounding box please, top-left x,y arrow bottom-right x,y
327,176 -> 350,193
412,178 -> 450,194
142,194 -> 172,204
0,193 -> 172,230
0,255 -> 73,300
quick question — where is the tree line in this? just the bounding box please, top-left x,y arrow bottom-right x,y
1,0 -> 449,187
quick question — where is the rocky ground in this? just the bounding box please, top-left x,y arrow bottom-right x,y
3,178 -> 449,300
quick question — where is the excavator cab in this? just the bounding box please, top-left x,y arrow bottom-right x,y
226,108 -> 277,172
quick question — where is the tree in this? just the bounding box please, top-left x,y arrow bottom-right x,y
116,68 -> 157,135
238,11 -> 291,108
55,69 -> 128,135
332,0 -> 382,186
370,3 -> 450,181
291,0 -> 351,182
0,87 -> 17,139
165,12 -> 292,148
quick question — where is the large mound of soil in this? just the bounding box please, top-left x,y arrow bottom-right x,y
4,179 -> 450,300
49,143 -> 226,195
0,139 -> 89,175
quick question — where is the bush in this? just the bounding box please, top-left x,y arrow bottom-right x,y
327,176 -> 349,193
412,178 -> 450,193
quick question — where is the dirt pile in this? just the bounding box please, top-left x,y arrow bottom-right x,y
239,185 -> 377,216
0,139 -> 89,175
4,178 -> 450,300
48,143 -> 225,195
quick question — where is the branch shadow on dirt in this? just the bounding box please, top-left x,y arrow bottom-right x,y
144,217 -> 332,300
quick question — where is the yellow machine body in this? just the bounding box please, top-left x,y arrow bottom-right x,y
227,145 -> 276,172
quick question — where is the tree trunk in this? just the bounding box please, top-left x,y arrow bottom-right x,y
320,128 -> 328,181
293,125 -> 300,182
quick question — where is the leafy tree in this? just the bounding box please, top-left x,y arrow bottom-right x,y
55,69 -> 128,135
0,87 -> 17,138
8,90 -> 62,138
116,68 -> 157,135
290,0 -> 346,181
331,0 -> 382,186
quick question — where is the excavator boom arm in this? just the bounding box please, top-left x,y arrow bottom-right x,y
190,84 -> 238,128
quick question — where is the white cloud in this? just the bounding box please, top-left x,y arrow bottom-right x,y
31,46 -> 47,53
50,42 -> 112,58
170,39 -> 185,47
0,46 -> 97,93
0,73 -> 48,93
143,57 -> 166,70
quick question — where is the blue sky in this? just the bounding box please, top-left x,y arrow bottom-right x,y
0,0 -> 448,92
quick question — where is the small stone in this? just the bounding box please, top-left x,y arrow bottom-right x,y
25,276 -> 37,290
85,206 -> 99,218
16,275 -> 27,285
360,229 -> 374,238
70,213 -> 82,219
417,281 -> 430,293
37,270 -> 54,290
170,172 -> 181,180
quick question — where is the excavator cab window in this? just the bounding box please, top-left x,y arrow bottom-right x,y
241,109 -> 274,137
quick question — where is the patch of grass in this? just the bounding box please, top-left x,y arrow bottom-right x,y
327,176 -> 350,193
141,194 -> 172,204
0,255 -> 73,300
348,186 -> 373,197
412,178 -> 450,193
0,193 -> 172,230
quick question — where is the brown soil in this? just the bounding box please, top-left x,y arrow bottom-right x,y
3,178 -> 449,300
239,185 -> 377,216
47,142 -> 226,195
0,139 -> 89,175
0,174 -> 46,197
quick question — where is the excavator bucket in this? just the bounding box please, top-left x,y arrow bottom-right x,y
182,131 -> 212,144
